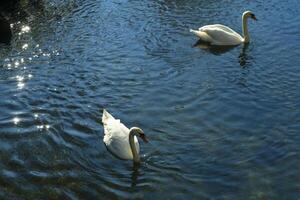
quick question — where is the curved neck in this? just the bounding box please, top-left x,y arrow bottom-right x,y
129,131 -> 140,163
242,15 -> 250,43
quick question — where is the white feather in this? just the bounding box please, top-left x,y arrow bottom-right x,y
190,11 -> 256,45
102,109 -> 139,160
191,24 -> 243,45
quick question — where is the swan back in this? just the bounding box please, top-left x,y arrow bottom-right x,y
198,24 -> 244,45
102,109 -> 140,160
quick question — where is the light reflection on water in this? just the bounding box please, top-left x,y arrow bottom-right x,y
0,0 -> 299,199
12,117 -> 20,125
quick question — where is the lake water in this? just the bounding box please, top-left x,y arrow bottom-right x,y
0,0 -> 299,199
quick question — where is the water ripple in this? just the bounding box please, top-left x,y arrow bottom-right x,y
0,0 -> 299,199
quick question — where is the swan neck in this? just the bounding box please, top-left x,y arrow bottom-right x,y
242,14 -> 250,43
129,130 -> 140,163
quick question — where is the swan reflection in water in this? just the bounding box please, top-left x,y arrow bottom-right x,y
238,43 -> 250,67
193,39 -> 251,67
192,39 -> 236,55
131,163 -> 141,187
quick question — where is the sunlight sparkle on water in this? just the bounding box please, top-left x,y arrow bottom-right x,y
17,82 -> 25,89
13,117 -> 20,125
16,76 -> 25,89
16,76 -> 24,82
37,125 -> 44,130
21,25 -> 31,33
37,124 -> 50,130
14,61 -> 20,67
22,44 -> 28,50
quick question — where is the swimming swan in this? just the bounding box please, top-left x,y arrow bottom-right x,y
190,11 -> 257,45
102,109 -> 148,163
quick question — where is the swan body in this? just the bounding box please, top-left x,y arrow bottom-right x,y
190,11 -> 257,45
102,109 -> 148,163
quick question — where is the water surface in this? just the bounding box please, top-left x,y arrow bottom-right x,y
0,0 -> 299,199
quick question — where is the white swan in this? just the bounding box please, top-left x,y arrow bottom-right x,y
102,109 -> 148,163
190,11 -> 257,45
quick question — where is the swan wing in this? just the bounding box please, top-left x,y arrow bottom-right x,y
105,135 -> 139,160
102,109 -> 139,160
199,24 -> 243,45
200,24 -> 237,34
102,109 -> 128,138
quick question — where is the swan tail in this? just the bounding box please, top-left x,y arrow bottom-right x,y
102,109 -> 114,124
190,29 -> 212,43
190,29 -> 205,37
102,109 -> 115,137
190,29 -> 197,34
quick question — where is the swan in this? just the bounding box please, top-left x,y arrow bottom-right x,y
190,11 -> 257,45
102,109 -> 148,163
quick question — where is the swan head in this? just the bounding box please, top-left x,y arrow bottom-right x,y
243,11 -> 257,21
130,127 -> 149,143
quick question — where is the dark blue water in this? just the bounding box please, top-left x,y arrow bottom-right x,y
0,0 -> 299,199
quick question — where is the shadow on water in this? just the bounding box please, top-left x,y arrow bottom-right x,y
192,39 -> 237,55
131,162 -> 141,187
0,0 -> 45,44
239,43 -> 250,67
0,15 -> 12,44
193,39 -> 252,67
